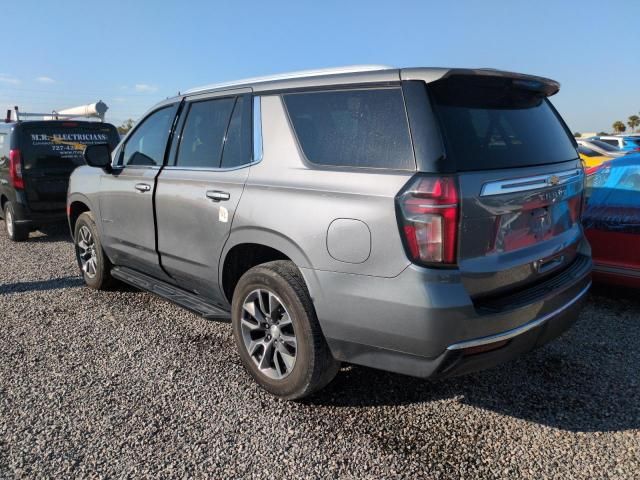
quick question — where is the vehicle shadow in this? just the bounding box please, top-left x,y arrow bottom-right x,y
29,224 -> 72,243
309,293 -> 640,433
0,221 -> 71,244
0,276 -> 84,295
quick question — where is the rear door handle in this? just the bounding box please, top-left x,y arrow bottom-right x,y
206,190 -> 230,202
135,183 -> 151,192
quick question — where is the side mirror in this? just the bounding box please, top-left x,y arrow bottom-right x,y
84,144 -> 112,172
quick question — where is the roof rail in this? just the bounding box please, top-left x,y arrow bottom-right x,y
184,64 -> 394,94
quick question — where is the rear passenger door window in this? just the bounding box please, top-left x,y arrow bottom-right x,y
121,105 -> 177,167
283,88 -> 415,170
176,98 -> 235,168
220,96 -> 252,169
175,95 -> 252,169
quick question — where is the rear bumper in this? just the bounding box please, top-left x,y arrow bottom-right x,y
434,281 -> 588,378
302,252 -> 592,379
10,194 -> 67,226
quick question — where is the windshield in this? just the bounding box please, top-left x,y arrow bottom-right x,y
429,75 -> 577,171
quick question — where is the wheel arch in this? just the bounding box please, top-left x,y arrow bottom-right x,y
220,228 -> 314,303
67,195 -> 94,239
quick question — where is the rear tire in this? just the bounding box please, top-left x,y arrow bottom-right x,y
232,260 -> 340,400
3,202 -> 29,241
74,212 -> 114,290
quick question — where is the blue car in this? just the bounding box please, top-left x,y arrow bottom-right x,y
592,135 -> 640,153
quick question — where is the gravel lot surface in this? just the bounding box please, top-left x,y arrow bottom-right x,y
0,223 -> 638,479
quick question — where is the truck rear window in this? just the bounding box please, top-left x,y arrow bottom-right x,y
429,76 -> 578,171
21,123 -> 120,171
283,88 -> 415,170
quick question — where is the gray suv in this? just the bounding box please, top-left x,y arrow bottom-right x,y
68,66 -> 591,399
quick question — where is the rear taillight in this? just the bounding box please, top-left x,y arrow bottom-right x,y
9,149 -> 24,189
396,175 -> 459,265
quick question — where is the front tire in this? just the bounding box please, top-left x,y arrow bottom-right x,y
232,260 -> 340,400
74,212 -> 114,290
3,202 -> 29,241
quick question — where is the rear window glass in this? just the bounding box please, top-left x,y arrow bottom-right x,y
283,88 -> 415,170
22,123 -> 120,171
429,76 -> 577,171
578,146 -> 600,157
588,139 -> 619,152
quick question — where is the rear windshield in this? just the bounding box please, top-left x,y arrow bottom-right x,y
588,139 -> 619,153
283,88 -> 415,170
429,76 -> 577,171
21,123 -> 120,171
578,146 -> 601,157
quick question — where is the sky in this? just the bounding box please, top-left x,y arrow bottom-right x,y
1,0 -> 639,133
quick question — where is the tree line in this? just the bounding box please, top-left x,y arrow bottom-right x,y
612,114 -> 639,134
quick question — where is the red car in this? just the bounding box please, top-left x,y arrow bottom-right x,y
583,156 -> 640,288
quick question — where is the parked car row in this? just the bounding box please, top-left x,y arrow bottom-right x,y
3,65 -> 633,399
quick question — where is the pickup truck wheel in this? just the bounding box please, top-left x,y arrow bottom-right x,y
232,260 -> 340,400
3,202 -> 29,241
74,212 -> 114,290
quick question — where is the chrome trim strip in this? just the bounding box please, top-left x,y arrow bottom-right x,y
480,168 -> 583,197
253,96 -> 263,163
446,282 -> 591,351
593,264 -> 640,278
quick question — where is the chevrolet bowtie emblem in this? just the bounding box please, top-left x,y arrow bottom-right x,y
547,175 -> 560,186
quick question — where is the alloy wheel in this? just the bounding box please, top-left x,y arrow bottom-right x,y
77,225 -> 98,278
5,209 -> 14,237
240,289 -> 297,380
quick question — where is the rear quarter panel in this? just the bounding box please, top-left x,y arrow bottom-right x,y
226,95 -> 413,278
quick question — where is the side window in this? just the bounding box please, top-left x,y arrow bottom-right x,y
221,96 -> 252,168
283,88 -> 414,170
176,98 -> 235,168
122,105 -> 177,166
600,139 -> 617,147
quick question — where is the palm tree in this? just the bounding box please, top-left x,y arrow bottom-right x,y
612,121 -> 626,134
628,115 -> 640,133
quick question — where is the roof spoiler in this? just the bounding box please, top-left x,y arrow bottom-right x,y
400,68 -> 561,97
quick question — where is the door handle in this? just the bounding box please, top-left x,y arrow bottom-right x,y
135,183 -> 151,192
206,190 -> 230,202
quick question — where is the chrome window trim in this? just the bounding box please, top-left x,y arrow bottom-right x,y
253,96 -> 263,163
161,163 -> 255,173
480,168 -> 583,197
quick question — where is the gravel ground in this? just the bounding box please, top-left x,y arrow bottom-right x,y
0,223 -> 638,479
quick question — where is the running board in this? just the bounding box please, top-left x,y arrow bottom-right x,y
111,266 -> 230,321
